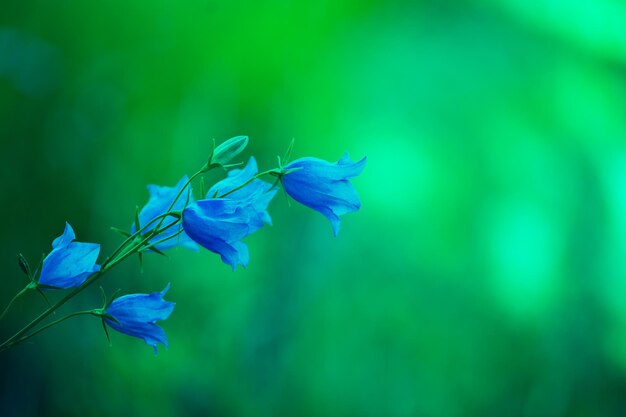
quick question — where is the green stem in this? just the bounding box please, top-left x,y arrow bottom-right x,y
217,169 -> 279,198
103,211 -> 179,269
0,216 -> 186,352
1,164 -> 220,353
149,167 -> 207,238
0,272 -> 103,351
0,284 -> 33,321
0,310 -> 97,352
142,228 -> 184,251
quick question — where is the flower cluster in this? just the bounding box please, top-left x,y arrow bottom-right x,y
1,136 -> 366,354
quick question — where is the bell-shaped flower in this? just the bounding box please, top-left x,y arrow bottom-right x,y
182,200 -> 255,270
282,153 -> 366,236
132,176 -> 198,251
39,223 -> 101,289
183,159 -> 277,270
104,284 -> 175,354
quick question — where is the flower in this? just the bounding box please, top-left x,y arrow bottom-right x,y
182,157 -> 277,270
132,176 -> 198,251
39,223 -> 101,289
182,200 -> 253,270
282,152 -> 366,236
208,157 -> 276,229
104,284 -> 175,354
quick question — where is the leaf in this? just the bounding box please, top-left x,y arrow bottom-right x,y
110,227 -> 131,238
200,176 -> 206,198
134,205 -> 141,232
283,138 -> 295,165
138,252 -> 143,273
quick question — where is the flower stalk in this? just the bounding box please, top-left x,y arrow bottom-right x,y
0,136 -> 366,354
0,177 -> 193,352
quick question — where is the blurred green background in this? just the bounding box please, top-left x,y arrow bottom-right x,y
2,0 -> 626,416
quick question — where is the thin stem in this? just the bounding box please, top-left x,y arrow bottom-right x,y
108,216 -> 182,269
0,215 -> 187,352
0,284 -> 32,321
153,169 -> 205,232
1,162 -> 219,353
142,228 -> 184,251
0,310 -> 97,352
103,211 -> 179,269
217,169 -> 279,198
0,271 -> 104,351
0,163 -> 211,353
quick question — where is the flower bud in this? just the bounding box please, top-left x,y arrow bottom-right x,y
17,253 -> 30,277
208,135 -> 249,169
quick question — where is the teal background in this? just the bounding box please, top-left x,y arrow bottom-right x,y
2,1 -> 626,416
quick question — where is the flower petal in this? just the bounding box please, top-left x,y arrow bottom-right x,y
287,154 -> 366,181
208,157 -> 259,198
132,176 -> 198,252
51,222 -> 76,249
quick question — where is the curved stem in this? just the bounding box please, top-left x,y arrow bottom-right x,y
142,228 -> 184,251
0,271 -> 105,351
0,284 -> 32,321
217,169 -> 279,198
0,166 -> 208,353
152,168 -> 206,233
0,216 -> 185,352
0,310 -> 97,352
103,212 -> 179,269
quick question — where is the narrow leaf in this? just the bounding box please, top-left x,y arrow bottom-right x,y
101,318 -> 112,345
110,227 -> 131,238
36,288 -> 53,309
200,176 -> 206,199
138,252 -> 143,273
283,138 -> 295,165
148,246 -> 167,257
134,206 -> 141,231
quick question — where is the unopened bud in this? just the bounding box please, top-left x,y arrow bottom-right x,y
208,135 -> 249,169
17,253 -> 31,277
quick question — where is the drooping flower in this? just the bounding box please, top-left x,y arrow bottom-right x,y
39,223 -> 101,289
132,176 -> 198,251
182,157 -> 277,270
182,200 -> 253,270
282,153 -> 366,236
104,284 -> 175,354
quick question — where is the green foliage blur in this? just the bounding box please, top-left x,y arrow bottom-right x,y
2,0 -> 626,416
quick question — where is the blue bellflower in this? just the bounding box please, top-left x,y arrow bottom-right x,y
132,176 -> 198,251
182,157 -> 277,270
282,153 -> 366,236
39,223 -> 101,289
105,284 -> 175,354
